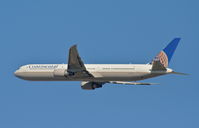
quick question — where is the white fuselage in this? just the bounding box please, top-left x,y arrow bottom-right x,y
14,64 -> 173,82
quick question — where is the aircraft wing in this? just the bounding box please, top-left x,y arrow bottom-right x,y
81,81 -> 158,90
67,45 -> 93,77
109,81 -> 159,85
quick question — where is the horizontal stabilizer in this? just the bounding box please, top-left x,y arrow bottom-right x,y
109,81 -> 159,85
151,60 -> 167,71
171,71 -> 188,75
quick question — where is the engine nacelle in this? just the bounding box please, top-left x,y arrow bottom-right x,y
81,81 -> 103,90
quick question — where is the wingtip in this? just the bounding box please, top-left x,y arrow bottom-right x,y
152,83 -> 160,85
146,83 -> 160,85
174,37 -> 181,40
72,44 -> 77,47
69,44 -> 77,49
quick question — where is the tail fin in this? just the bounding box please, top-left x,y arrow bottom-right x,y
151,38 -> 181,67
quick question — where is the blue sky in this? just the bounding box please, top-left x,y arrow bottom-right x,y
0,0 -> 199,128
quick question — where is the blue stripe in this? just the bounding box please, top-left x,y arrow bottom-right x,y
163,38 -> 180,62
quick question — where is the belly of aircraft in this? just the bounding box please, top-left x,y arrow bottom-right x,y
90,71 -> 151,81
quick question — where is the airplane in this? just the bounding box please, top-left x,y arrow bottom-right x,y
14,38 -> 186,90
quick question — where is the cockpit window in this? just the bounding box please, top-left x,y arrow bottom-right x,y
20,65 -> 28,69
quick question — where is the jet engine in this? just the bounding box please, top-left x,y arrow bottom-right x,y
81,81 -> 103,90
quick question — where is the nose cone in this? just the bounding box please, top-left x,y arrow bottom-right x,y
14,70 -> 19,77
14,70 -> 23,78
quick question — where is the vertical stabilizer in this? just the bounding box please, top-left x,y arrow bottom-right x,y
151,38 -> 180,67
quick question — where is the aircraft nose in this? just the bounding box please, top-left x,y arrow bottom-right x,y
14,70 -> 23,78
14,70 -> 19,77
